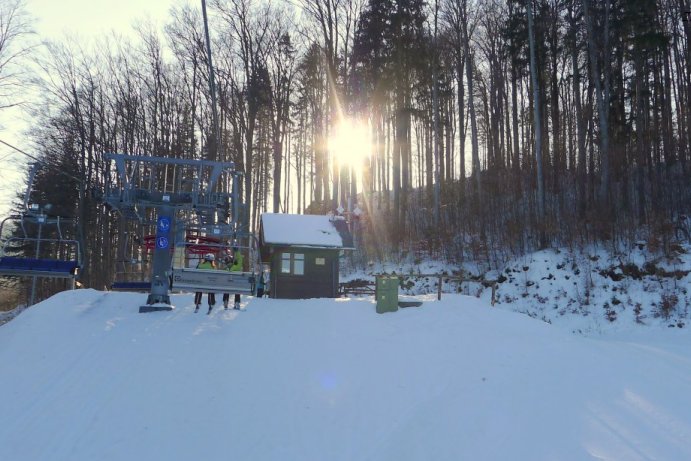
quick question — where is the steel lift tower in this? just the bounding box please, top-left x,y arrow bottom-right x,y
103,153 -> 243,312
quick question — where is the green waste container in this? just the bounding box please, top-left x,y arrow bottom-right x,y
376,275 -> 399,314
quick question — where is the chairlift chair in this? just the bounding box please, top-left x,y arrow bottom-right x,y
169,223 -> 260,296
0,213 -> 82,280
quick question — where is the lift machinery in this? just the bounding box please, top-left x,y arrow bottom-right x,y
103,153 -> 257,313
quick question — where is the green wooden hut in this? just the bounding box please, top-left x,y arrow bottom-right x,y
259,213 -> 354,299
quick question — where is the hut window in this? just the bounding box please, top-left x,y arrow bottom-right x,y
280,252 -> 305,275
294,253 -> 305,275
281,253 -> 291,273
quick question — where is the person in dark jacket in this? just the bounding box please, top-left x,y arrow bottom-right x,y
194,253 -> 216,314
256,271 -> 266,298
221,253 -> 234,309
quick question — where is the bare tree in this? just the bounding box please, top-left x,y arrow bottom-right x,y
165,4 -> 208,158
527,0 -> 544,239
266,20 -> 297,213
12,0 -> 691,284
214,0 -> 273,228
568,0 -> 587,219
299,0 -> 343,209
462,0 -> 481,204
0,0 -> 33,111
583,0 -> 610,208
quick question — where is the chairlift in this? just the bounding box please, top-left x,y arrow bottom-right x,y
102,153 -> 245,310
110,222 -> 153,291
0,161 -> 84,308
169,223 -> 260,296
0,212 -> 82,280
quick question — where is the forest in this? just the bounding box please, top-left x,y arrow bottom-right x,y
0,0 -> 690,304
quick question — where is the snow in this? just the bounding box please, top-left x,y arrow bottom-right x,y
1,283 -> 691,460
261,213 -> 345,248
344,243 -> 691,336
492,245 -> 690,335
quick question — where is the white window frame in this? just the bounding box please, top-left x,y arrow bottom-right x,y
280,252 -> 305,275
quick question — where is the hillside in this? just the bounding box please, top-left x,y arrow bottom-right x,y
1,287 -> 691,461
344,243 -> 691,335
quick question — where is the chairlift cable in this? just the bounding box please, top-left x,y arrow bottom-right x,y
0,138 -> 84,185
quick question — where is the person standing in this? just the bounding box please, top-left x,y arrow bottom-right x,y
228,247 -> 244,309
194,253 -> 216,314
221,253 -> 234,309
256,270 -> 266,298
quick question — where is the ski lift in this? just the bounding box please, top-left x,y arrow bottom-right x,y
169,222 -> 260,296
110,222 -> 153,292
0,209 -> 82,280
0,162 -> 83,307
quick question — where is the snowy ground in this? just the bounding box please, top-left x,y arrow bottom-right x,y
345,242 -> 691,335
1,283 -> 691,461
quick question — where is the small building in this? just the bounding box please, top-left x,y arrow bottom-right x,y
259,213 -> 354,299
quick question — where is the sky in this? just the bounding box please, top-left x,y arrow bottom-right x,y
0,0 -> 188,216
26,0 -> 181,39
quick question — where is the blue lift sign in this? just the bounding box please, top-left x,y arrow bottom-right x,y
157,216 -> 171,233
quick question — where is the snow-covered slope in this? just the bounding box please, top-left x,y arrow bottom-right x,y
1,289 -> 691,460
493,244 -> 691,334
344,243 -> 691,335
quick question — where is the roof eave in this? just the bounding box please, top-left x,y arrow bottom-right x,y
263,242 -> 354,250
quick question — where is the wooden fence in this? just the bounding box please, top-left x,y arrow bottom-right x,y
340,274 -> 497,305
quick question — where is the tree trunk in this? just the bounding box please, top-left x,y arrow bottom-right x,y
583,0 -> 610,207
527,0 -> 545,241
570,0 -> 587,219
462,1 -> 481,208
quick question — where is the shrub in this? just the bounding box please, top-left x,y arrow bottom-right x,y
659,292 -> 679,320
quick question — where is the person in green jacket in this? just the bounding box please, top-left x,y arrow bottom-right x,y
194,253 -> 216,314
222,247 -> 244,309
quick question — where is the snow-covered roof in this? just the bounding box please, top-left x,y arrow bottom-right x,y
261,213 -> 353,249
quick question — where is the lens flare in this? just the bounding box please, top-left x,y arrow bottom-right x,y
328,119 -> 371,175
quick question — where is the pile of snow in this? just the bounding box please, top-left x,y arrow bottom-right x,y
1,288 -> 691,460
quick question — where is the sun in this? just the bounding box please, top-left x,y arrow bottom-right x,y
328,119 -> 371,175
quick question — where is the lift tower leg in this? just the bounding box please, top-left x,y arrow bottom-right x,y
140,206 -> 175,313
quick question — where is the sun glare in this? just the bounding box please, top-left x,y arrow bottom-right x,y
328,119 -> 371,174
